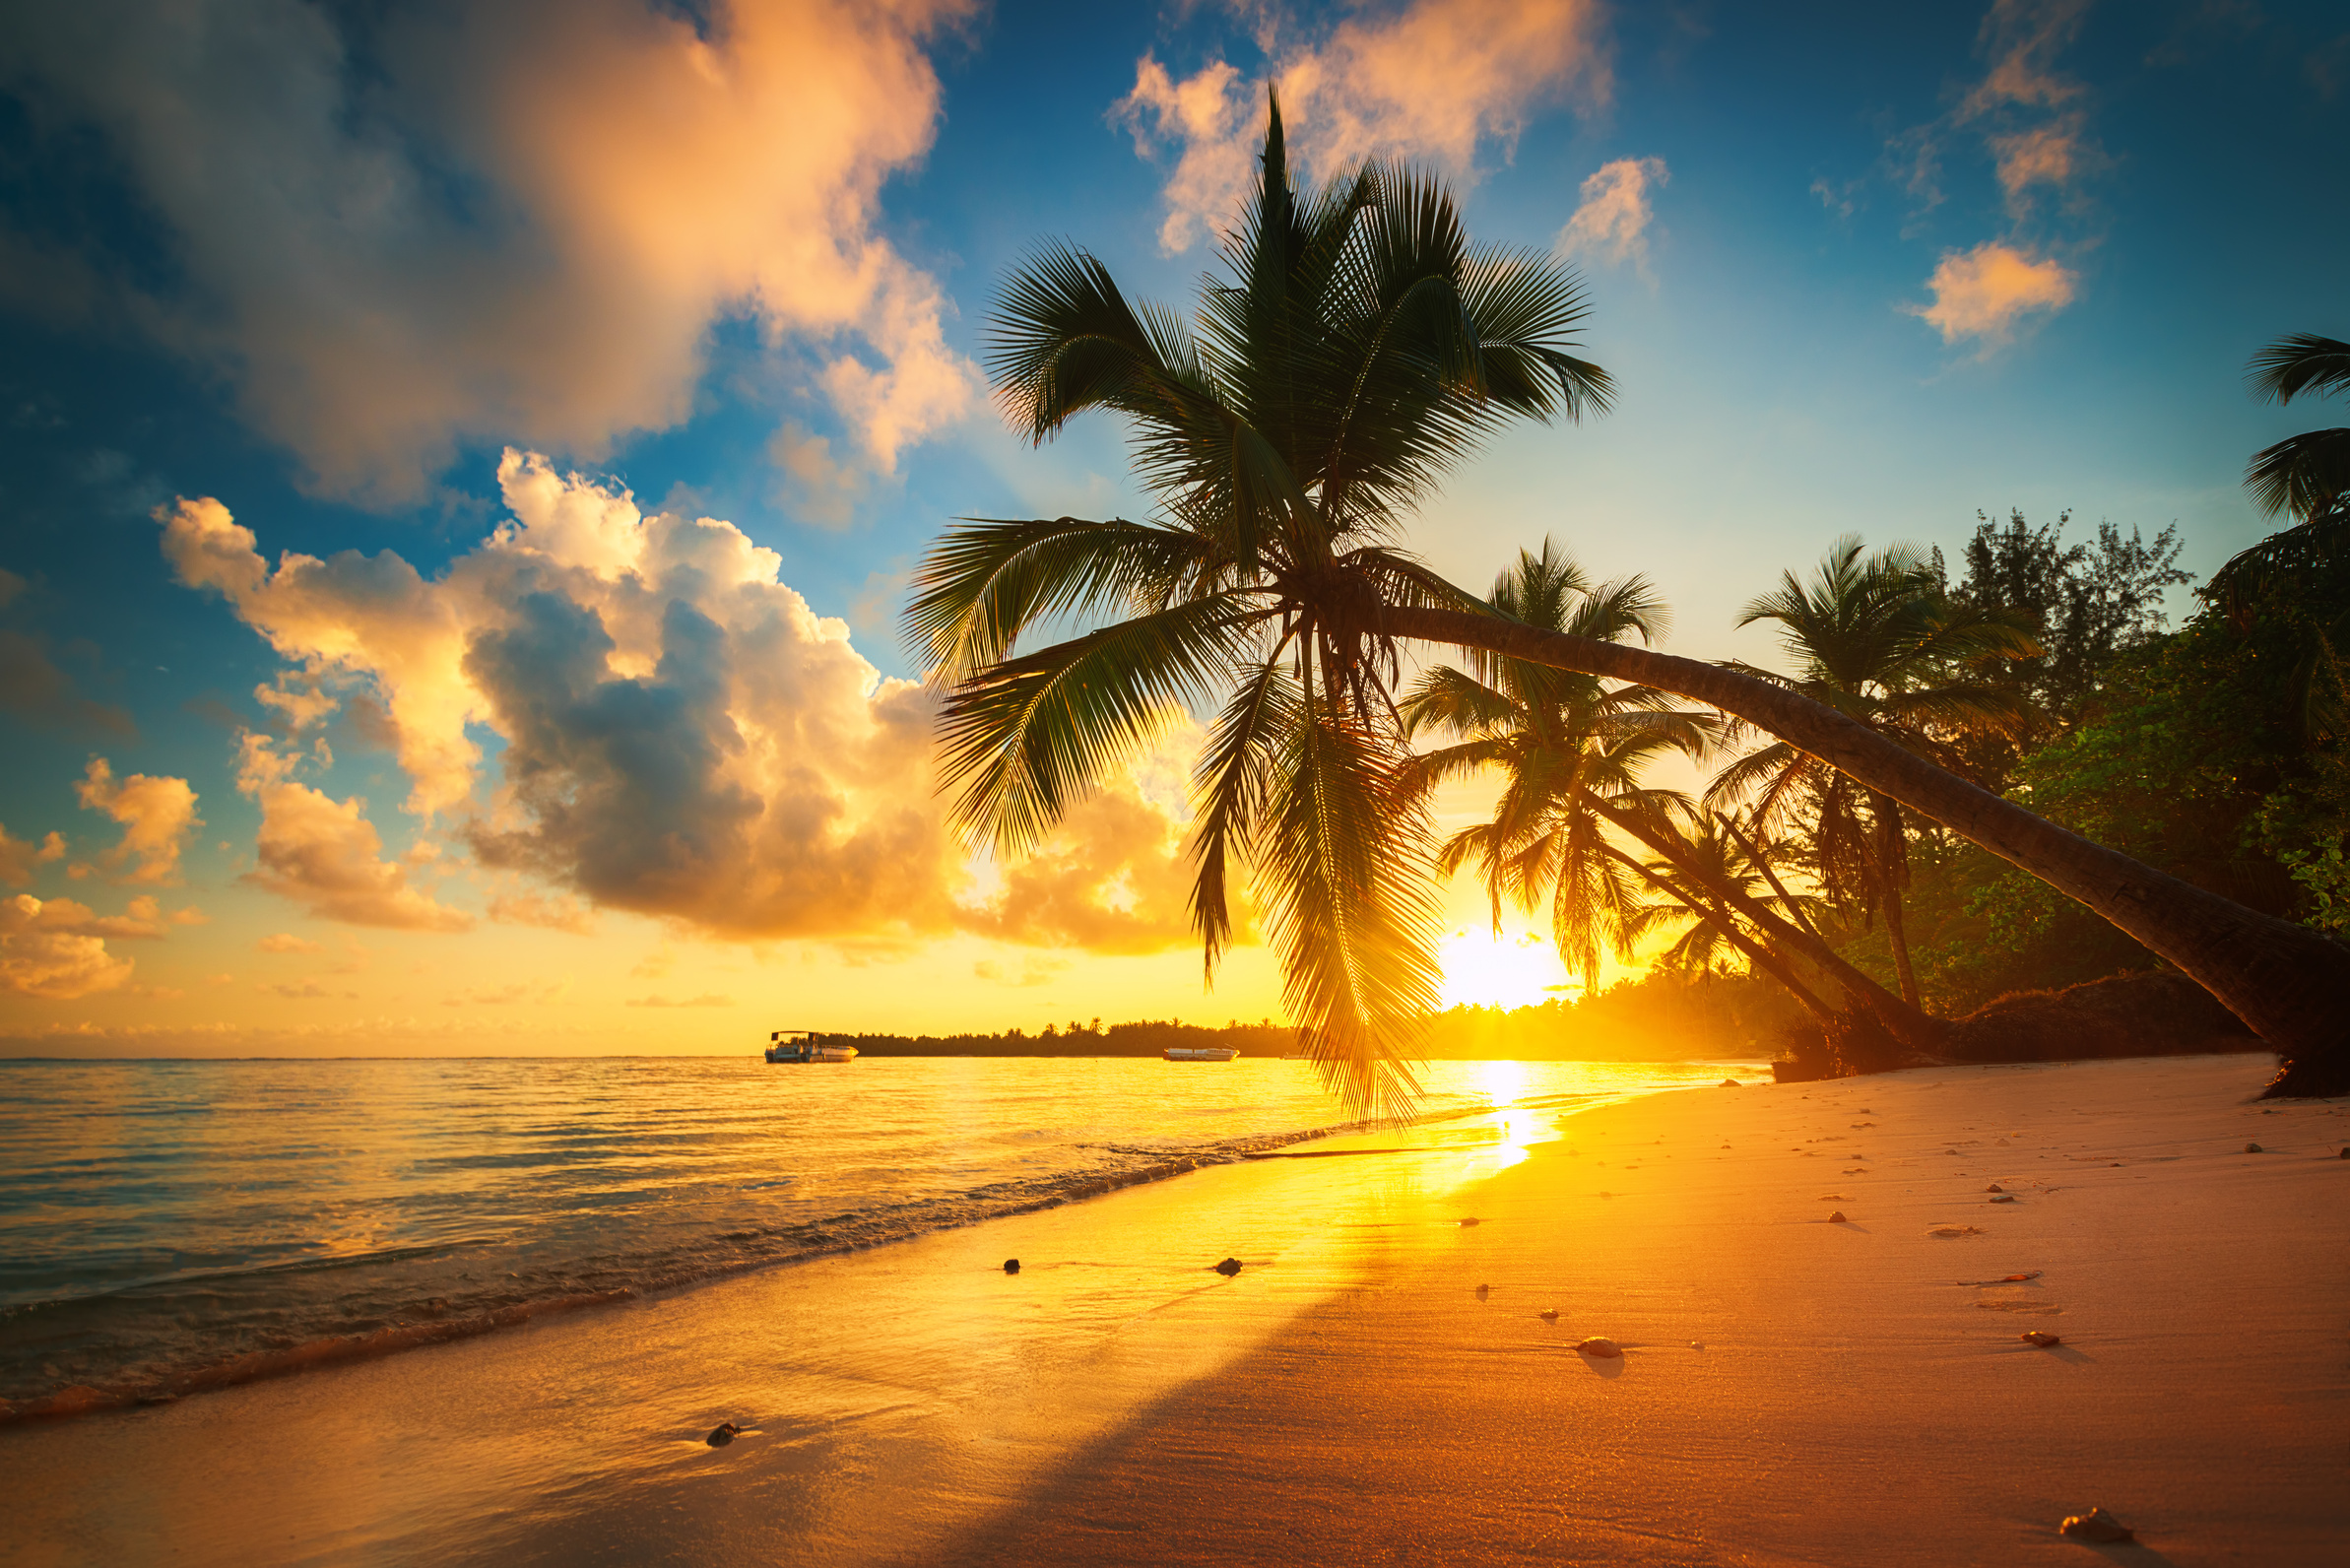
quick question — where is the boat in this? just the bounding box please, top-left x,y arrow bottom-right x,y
1162,1046 -> 1238,1062
765,1029 -> 858,1064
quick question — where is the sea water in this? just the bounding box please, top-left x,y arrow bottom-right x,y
0,1055 -> 1749,1418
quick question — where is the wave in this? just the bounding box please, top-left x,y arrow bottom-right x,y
0,1115 -> 1372,1426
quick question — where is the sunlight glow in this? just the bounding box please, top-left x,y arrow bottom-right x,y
1436,930 -> 1569,1013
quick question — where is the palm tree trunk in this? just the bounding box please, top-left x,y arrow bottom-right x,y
1603,849 -> 1837,1023
1868,793 -> 1923,1010
1574,789 -> 1941,1058
1386,604 -> 2350,1096
1720,816 -> 1825,941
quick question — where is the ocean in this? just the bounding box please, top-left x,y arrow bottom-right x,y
0,1054 -> 1754,1420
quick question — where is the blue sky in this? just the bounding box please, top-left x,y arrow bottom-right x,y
1,0 -> 2343,1052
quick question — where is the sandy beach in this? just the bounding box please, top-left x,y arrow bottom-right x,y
5,1052 -> 2343,1566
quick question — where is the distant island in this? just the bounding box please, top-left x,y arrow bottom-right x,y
820,969 -> 1793,1062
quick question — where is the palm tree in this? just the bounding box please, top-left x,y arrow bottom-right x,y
1618,815 -> 1830,1009
1710,536 -> 2041,1009
1398,542 -> 1930,1052
916,100 -> 2350,1100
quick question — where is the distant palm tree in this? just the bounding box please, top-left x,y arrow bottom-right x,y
1711,537 -> 2040,1008
916,101 -> 2350,1100
1619,814 -> 1828,1004
1397,542 -> 1922,1045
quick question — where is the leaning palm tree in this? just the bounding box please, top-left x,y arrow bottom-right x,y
1712,536 -> 2041,1008
916,99 -> 2350,1099
1618,815 -> 1830,1009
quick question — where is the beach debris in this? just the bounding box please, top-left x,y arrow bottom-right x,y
2245,1143 -> 2262,1153
1003,1258 -> 1020,1274
2340,1147 -> 2349,1158
1720,1078 -> 1740,1087
1459,1216 -> 1481,1227
1985,1183 -> 2003,1193
1989,1194 -> 2017,1204
1927,1225 -> 1986,1238
706,1422 -> 743,1447
2021,1330 -> 2062,1347
1859,1108 -> 1872,1114
1576,1336 -> 1623,1358
2058,1507 -> 2133,1543
1827,1210 -> 1850,1223
1213,1257 -> 1243,1276
1538,1307 -> 1559,1321
1691,1341 -> 1705,1350
1475,1283 -> 1490,1299
1957,1271 -> 2044,1285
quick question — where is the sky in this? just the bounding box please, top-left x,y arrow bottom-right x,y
0,0 -> 2344,1057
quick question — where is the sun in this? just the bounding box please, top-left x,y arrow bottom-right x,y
1436,930 -> 1570,1013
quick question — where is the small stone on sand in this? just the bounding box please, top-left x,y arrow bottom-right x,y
1538,1307 -> 1559,1321
1719,1078 -> 1740,1087
1576,1336 -> 1622,1358
1989,1194 -> 2017,1204
2058,1507 -> 2133,1543
2245,1143 -> 2262,1153
1459,1216 -> 1481,1227
1003,1258 -> 1020,1274
1475,1283 -> 1489,1299
1213,1257 -> 1243,1276
1690,1341 -> 1705,1350
2339,1147 -> 2349,1159
706,1422 -> 743,1447
1985,1183 -> 2003,1193
2021,1330 -> 2061,1347
1828,1210 -> 1849,1223
1927,1225 -> 1985,1238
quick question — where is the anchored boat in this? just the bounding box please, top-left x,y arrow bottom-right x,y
765,1029 -> 858,1064
1162,1046 -> 1238,1062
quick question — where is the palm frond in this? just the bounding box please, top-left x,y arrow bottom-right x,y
2247,333 -> 2350,406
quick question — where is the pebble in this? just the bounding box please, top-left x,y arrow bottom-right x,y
2340,1147 -> 2349,1159
1719,1078 -> 1740,1087
2021,1330 -> 2061,1347
1475,1283 -> 1490,1299
1538,1308 -> 1559,1321
1213,1257 -> 1243,1276
2246,1143 -> 2263,1153
2058,1507 -> 2133,1543
1003,1259 -> 1020,1274
1989,1194 -> 2017,1204
1690,1341 -> 1705,1350
1575,1337 -> 1622,1358
706,1422 -> 743,1447
1985,1183 -> 2003,1193
1828,1210 -> 1849,1223
1459,1216 -> 1481,1227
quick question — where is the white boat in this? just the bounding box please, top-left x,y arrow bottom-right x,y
1162,1046 -> 1238,1062
765,1029 -> 857,1064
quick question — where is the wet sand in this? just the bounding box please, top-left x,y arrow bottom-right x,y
3,1054 -> 2343,1566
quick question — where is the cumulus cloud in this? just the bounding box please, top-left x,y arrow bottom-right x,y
73,758 -> 201,885
1116,0 -> 1610,251
234,735 -> 475,932
487,891 -> 598,935
0,894 -> 136,999
0,0 -> 978,502
1910,241 -> 2077,348
165,454 -> 1209,954
0,824 -> 66,886
1554,157 -> 1669,274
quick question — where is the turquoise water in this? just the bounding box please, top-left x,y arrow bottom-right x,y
0,1055 -> 1752,1415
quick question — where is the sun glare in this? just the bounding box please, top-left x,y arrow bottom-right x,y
1436,930 -> 1569,1013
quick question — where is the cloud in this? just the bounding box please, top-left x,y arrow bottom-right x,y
1554,157 -> 1669,274
73,758 -> 201,884
1909,241 -> 2077,347
0,630 -> 135,736
166,453 -> 1209,953
256,933 -> 322,953
234,735 -> 475,932
1,0 -> 978,503
625,992 -> 735,1008
1116,0 -> 1610,251
0,824 -> 66,886
0,894 -> 136,999
443,980 -> 570,1006
486,891 -> 597,935
958,782 -> 1203,956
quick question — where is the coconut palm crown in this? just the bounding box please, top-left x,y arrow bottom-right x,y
906,98 -> 1611,1117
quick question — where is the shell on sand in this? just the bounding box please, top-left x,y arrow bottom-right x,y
2058,1507 -> 2133,1542
1576,1337 -> 1622,1358
1988,1194 -> 2017,1204
2020,1330 -> 2062,1347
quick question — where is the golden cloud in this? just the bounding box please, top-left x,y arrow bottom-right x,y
1910,241 -> 2077,348
73,758 -> 201,885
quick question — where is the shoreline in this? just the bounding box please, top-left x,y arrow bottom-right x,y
5,1051 -> 2339,1566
